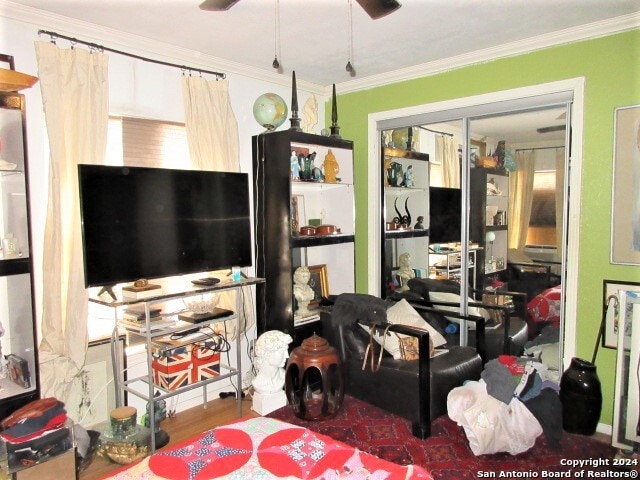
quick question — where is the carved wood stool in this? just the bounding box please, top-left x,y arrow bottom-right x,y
285,333 -> 344,420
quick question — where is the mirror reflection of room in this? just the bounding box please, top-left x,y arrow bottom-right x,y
382,105 -> 567,339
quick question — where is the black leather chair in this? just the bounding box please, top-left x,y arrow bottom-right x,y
321,293 -> 484,439
506,260 -> 561,303
403,278 -> 529,359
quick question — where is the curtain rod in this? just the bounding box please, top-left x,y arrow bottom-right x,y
516,145 -> 564,152
416,125 -> 454,137
38,30 -> 226,79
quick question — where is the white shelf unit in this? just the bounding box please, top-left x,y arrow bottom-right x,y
428,248 -> 478,289
90,277 -> 264,451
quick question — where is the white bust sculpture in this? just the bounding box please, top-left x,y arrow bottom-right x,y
252,330 -> 293,395
397,252 -> 415,292
293,266 -> 315,316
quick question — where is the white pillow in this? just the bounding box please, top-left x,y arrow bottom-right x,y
427,291 -> 490,329
360,299 -> 447,360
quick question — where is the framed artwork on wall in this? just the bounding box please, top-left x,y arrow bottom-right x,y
610,104 -> 640,265
612,289 -> 640,449
602,279 -> 640,349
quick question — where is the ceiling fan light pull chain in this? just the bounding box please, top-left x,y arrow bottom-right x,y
346,0 -> 355,76
272,0 -> 282,71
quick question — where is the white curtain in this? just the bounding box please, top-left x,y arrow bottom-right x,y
437,134 -> 460,188
554,147 -> 565,259
508,150 -> 536,251
182,75 -> 255,339
35,41 -> 109,401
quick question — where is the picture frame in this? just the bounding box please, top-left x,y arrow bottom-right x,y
291,194 -> 306,232
612,289 -> 640,449
66,335 -> 127,428
602,279 -> 640,349
610,104 -> 640,265
307,264 -> 329,309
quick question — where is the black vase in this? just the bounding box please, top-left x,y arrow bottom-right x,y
559,357 -> 602,435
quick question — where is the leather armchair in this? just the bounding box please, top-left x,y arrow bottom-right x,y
403,277 -> 529,358
506,260 -> 561,302
321,293 -> 484,439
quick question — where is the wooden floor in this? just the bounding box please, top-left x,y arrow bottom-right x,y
80,397 -> 259,480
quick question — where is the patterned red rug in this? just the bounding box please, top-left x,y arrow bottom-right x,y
267,395 -> 620,480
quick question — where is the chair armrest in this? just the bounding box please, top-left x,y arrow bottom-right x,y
399,300 -> 487,364
356,318 -> 432,438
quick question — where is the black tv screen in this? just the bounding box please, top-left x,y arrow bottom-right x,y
78,164 -> 252,288
429,186 -> 462,244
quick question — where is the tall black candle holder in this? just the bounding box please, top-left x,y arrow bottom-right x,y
330,84 -> 341,139
289,70 -> 302,131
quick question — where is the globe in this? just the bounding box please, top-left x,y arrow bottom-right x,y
253,93 -> 288,131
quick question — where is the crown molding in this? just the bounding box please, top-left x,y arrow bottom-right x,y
2,1 -> 636,98
332,11 -> 640,95
0,0 -> 326,95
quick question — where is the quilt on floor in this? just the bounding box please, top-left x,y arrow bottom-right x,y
102,417 -> 432,480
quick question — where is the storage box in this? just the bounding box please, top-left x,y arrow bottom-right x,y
151,342 -> 220,391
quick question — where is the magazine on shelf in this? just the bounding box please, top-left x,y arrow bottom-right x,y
294,312 -> 320,326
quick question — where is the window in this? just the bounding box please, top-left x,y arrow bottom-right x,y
88,116 -> 189,341
106,116 -> 188,168
527,170 -> 557,246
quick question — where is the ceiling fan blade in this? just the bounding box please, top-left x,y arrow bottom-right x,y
199,0 -> 240,11
355,0 -> 402,19
537,125 -> 566,134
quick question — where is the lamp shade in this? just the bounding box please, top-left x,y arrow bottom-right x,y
486,231 -> 496,243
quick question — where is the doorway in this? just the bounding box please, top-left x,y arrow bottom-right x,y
367,79 -> 585,368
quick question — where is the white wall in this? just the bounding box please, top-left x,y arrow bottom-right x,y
1,10 -> 326,414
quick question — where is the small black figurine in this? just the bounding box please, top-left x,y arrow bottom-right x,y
414,216 -> 424,229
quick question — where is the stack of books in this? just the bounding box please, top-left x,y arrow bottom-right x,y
118,304 -> 175,332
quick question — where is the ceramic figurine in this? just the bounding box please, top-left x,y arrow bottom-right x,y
396,252 -> 415,292
414,216 -> 424,229
404,165 -> 414,187
293,266 -> 315,316
291,151 -> 300,180
322,149 -> 340,183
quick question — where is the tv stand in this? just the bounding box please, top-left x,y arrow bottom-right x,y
89,276 -> 265,452
226,269 -> 249,280
97,285 -> 117,302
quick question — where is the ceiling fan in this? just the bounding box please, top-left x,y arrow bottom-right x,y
199,0 -> 402,20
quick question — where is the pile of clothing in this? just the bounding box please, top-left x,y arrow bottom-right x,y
447,355 -> 562,455
0,397 -> 72,470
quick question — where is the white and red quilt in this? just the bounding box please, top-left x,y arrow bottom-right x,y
102,417 -> 432,480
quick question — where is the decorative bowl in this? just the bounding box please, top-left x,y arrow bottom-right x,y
184,294 -> 220,314
316,224 -> 339,235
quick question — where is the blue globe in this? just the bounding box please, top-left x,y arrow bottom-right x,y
253,93 -> 288,131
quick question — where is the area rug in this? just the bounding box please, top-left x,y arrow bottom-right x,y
267,395 -> 619,480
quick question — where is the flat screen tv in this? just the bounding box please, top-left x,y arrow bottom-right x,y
429,186 -> 462,244
78,164 -> 252,288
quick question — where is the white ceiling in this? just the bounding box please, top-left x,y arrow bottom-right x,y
5,0 -> 639,88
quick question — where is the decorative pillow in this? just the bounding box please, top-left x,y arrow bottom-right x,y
397,335 -> 434,361
360,299 -> 447,360
527,286 -> 561,326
